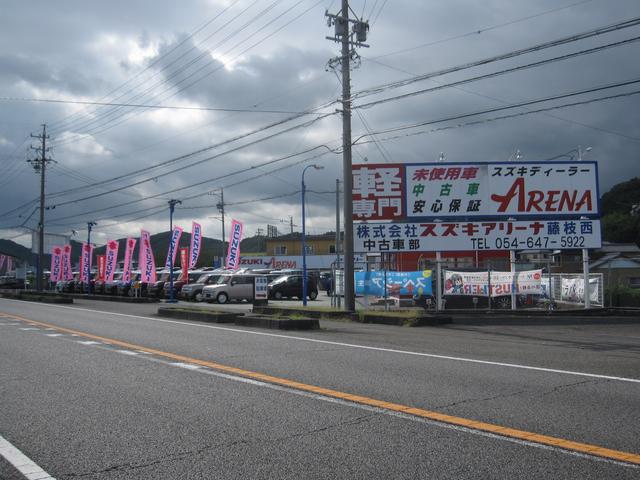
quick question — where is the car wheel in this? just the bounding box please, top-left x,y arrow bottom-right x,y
309,290 -> 318,300
194,292 -> 203,302
217,292 -> 229,304
495,296 -> 511,309
274,291 -> 283,300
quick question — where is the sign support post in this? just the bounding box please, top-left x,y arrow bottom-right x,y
583,248 -> 591,309
435,251 -> 442,312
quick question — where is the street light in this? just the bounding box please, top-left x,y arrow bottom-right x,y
167,199 -> 182,303
546,146 -> 592,161
302,164 -> 324,307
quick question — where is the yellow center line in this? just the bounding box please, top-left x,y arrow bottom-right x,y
7,312 -> 640,466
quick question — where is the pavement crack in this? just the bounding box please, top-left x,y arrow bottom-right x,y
435,379 -> 604,409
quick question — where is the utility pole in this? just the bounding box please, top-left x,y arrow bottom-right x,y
28,124 -> 53,292
217,189 -> 225,268
326,1 -> 369,311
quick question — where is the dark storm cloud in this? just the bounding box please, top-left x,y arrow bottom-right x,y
0,0 -> 639,244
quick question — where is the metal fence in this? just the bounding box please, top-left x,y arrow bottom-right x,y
330,254 -> 604,310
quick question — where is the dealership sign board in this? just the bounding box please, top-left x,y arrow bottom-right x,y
354,219 -> 601,252
352,162 -> 599,220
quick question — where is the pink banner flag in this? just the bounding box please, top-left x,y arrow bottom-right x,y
6,256 -> 13,273
226,219 -> 243,271
50,246 -> 62,282
79,242 -> 94,283
0,255 -> 5,271
123,238 -> 136,283
62,244 -> 73,280
139,230 -> 157,283
189,221 -> 203,269
164,226 -> 183,271
105,240 -> 119,282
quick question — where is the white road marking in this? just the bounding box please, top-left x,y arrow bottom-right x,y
45,334 -> 64,337
19,328 -> 40,331
77,341 -> 101,345
116,350 -> 139,356
0,433 -> 56,479
3,299 -> 640,384
171,362 -> 203,370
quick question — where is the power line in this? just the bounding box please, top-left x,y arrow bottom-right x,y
353,88 -> 640,145
371,0 -> 597,59
357,35 -> 640,110
0,96 -> 329,115
353,16 -> 640,100
47,112 -> 335,209
49,0 -> 321,147
46,0 -> 247,133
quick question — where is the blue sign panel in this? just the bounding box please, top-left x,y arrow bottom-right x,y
355,270 -> 433,297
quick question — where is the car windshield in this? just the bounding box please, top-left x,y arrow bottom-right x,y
216,275 -> 232,285
196,274 -> 211,283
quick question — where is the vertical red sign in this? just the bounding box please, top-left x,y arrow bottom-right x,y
180,247 -> 189,280
352,164 -> 405,220
97,255 -> 106,281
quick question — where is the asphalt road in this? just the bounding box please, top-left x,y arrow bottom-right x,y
0,298 -> 638,479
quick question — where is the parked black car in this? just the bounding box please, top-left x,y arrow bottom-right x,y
267,274 -> 318,300
147,270 -> 179,298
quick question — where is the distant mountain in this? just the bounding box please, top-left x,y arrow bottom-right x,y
0,232 -> 267,268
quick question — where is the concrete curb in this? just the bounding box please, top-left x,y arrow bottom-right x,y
63,294 -> 159,303
235,314 -> 319,330
157,307 -> 239,323
0,291 -> 73,304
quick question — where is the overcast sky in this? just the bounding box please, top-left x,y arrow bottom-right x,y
1,0 -> 639,248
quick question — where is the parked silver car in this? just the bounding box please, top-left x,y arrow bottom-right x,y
202,273 -> 261,304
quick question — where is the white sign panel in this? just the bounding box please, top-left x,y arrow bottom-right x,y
240,255 -> 366,270
444,270 -> 544,297
354,161 -> 599,220
254,276 -> 268,300
31,232 -> 70,254
354,220 -> 601,253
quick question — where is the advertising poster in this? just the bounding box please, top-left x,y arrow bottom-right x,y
355,270 -> 433,297
443,270 -> 543,297
561,278 -> 600,304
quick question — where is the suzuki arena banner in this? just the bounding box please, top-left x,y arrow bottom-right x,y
189,221 -> 202,269
561,277 -> 600,304
355,270 -> 433,297
352,162 -> 598,220
180,247 -> 189,279
164,226 -> 183,270
97,255 -> 106,282
354,220 -> 601,253
62,244 -> 73,280
6,256 -> 12,273
226,219 -> 243,270
105,240 -> 119,282
50,246 -> 62,282
139,230 -> 157,283
79,242 -> 94,283
0,255 -> 5,271
123,238 -> 136,283
444,270 -> 543,297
